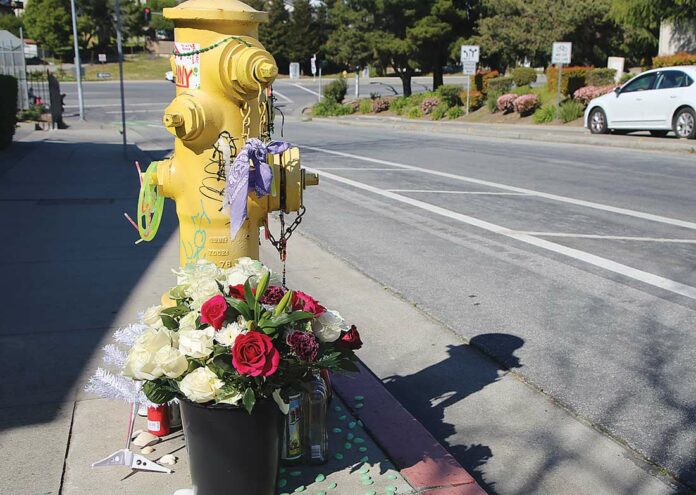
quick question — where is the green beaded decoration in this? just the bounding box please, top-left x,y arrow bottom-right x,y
172,35 -> 251,57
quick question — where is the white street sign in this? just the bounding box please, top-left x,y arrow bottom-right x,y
98,53 -> 106,63
310,55 -> 316,76
460,45 -> 480,63
289,62 -> 300,80
462,61 -> 477,75
552,42 -> 572,64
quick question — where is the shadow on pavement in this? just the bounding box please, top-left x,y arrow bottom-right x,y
383,334 -> 524,494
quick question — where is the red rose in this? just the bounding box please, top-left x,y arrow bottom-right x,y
200,295 -> 228,330
337,325 -> 362,350
229,284 -> 255,301
232,332 -> 280,377
291,291 -> 326,317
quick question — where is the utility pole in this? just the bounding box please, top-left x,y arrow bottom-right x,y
69,0 -> 85,120
115,0 -> 127,153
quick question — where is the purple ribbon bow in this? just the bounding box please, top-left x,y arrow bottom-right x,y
227,138 -> 291,239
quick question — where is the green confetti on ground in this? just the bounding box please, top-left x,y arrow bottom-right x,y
279,493 -> 290,495
354,395 -> 365,401
338,415 -> 347,421
347,433 -> 354,440
354,437 -> 365,444
315,474 -> 326,482
280,467 -> 286,473
365,491 -> 376,495
361,479 -> 374,486
360,456 -> 369,462
332,428 -> 342,433
290,470 -> 302,477
386,485 -> 397,492
334,406 -> 342,412
348,421 -> 357,429
316,492 -> 326,495
386,490 -> 395,495
357,420 -> 364,427
360,473 -> 371,481
344,442 -> 352,449
334,453 -> 344,460
358,446 -> 368,452
328,482 -> 337,489
358,466 -> 370,474
355,403 -> 364,409
387,474 -> 398,480
294,486 -> 306,493
278,478 -> 288,488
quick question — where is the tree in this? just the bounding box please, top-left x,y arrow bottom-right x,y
288,0 -> 318,73
259,0 -> 291,73
121,0 -> 148,43
0,13 -> 24,37
23,0 -> 72,58
148,0 -> 178,34
324,0 -> 375,73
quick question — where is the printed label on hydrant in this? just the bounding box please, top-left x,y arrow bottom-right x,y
174,43 -> 201,90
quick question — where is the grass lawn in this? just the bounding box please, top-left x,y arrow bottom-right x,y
57,54 -> 172,82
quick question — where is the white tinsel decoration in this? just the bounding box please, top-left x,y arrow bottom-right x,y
101,344 -> 127,369
112,323 -> 147,347
86,368 -> 149,404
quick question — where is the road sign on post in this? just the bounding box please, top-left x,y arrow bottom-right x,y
289,62 -> 300,80
460,45 -> 479,116
98,53 -> 106,63
310,55 -> 316,78
552,42 -> 571,119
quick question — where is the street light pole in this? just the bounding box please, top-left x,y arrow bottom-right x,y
69,0 -> 85,120
115,0 -> 127,152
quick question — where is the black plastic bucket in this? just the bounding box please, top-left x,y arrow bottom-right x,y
180,399 -> 282,495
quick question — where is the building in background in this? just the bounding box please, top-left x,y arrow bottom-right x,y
659,19 -> 696,56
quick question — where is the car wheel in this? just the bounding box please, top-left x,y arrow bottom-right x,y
649,130 -> 669,137
589,108 -> 608,134
673,107 -> 696,139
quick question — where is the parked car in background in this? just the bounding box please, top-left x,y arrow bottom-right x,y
165,71 -> 175,83
584,66 -> 696,139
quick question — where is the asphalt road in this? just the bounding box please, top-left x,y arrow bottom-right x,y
61,80 -> 696,490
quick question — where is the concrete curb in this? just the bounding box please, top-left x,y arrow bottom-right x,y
332,362 -> 487,495
312,116 -> 696,155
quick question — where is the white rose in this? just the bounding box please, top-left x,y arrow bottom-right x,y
225,270 -> 248,287
178,366 -> 223,403
135,327 -> 172,353
175,260 -> 223,285
312,309 -> 347,343
178,311 -> 199,331
188,278 -> 222,310
123,346 -> 162,380
142,305 -> 164,328
153,346 -> 188,378
215,321 -> 244,347
178,328 -> 215,358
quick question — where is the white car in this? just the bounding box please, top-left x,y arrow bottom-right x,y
165,71 -> 175,83
584,65 -> 696,139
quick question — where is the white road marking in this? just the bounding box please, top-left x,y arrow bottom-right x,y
388,189 -> 530,195
315,167 -> 415,171
65,102 -> 168,109
290,83 -> 321,97
309,167 -> 696,300
513,232 -> 696,243
105,109 -> 163,114
303,145 -> 696,231
272,90 -> 294,103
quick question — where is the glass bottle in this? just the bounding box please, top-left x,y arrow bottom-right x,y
303,373 -> 328,464
281,389 -> 304,465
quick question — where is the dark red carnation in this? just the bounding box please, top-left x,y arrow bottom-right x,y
291,291 -> 326,317
232,331 -> 280,377
286,330 -> 319,362
260,285 -> 287,305
337,325 -> 362,350
200,295 -> 228,330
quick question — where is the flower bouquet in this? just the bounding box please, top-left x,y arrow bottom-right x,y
108,258 -> 361,494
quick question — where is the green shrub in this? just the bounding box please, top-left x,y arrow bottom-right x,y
435,84 -> 463,107
19,103 -> 43,121
312,100 -> 354,117
546,66 -> 591,96
533,104 -> 556,124
406,106 -> 422,119
359,99 -> 372,114
587,68 -> 616,86
430,103 -> 449,120
474,70 -> 499,93
0,75 -> 18,150
391,96 -> 409,115
619,72 -> 634,84
511,67 -> 537,87
323,77 -> 348,104
447,106 -> 464,119
487,76 -> 514,94
652,52 -> 696,68
486,91 -> 503,113
559,99 -> 584,123
466,90 -> 485,111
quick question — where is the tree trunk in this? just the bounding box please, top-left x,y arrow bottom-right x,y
400,73 -> 412,97
432,63 -> 444,90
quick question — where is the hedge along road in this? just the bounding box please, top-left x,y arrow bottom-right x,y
281,118 -> 696,489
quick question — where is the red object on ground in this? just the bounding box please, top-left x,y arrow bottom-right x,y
147,405 -> 170,436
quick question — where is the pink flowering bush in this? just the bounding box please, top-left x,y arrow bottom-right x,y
420,96 -> 440,115
513,94 -> 540,116
573,85 -> 617,106
496,93 -> 518,114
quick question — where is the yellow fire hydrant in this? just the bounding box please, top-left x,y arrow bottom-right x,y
136,0 -> 317,269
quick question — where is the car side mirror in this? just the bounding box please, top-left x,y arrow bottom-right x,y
614,87 -> 621,96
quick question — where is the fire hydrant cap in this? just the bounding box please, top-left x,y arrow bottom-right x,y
164,0 -> 268,23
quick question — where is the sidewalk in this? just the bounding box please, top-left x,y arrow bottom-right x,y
311,115 -> 696,155
0,121 -> 483,495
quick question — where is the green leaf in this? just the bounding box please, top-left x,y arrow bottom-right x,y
143,380 -> 176,404
255,271 -> 270,302
243,279 -> 260,321
211,354 -> 235,373
160,305 -> 189,318
258,311 -> 315,330
274,290 -> 293,316
242,387 -> 256,414
225,297 -> 252,321
160,314 -> 178,330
